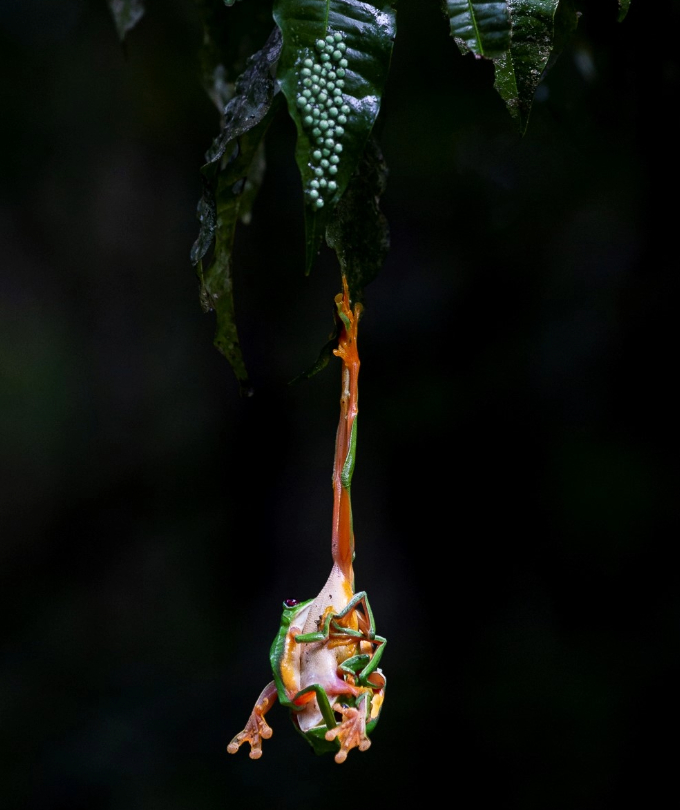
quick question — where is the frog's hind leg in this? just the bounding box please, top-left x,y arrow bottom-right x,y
227,680 -> 277,760
324,692 -> 372,763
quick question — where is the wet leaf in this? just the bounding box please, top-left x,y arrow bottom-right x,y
292,135 -> 389,384
107,0 -> 145,42
191,27 -> 283,395
325,135 -> 389,305
442,0 -> 511,59
492,0 -> 560,135
272,0 -> 396,274
195,0 -> 278,113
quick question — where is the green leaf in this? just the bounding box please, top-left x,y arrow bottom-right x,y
492,0 -> 560,135
288,333 -> 338,384
195,0 -> 279,113
325,135 -> 389,305
272,0 -> 397,274
191,27 -> 284,394
107,0 -> 145,42
442,1 -> 511,59
617,0 -> 631,23
290,136 -> 389,385
191,26 -> 282,264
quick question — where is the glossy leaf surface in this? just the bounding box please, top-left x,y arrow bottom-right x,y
443,0 -> 511,59
273,0 -> 396,273
492,0 -> 560,135
191,28 -> 283,394
195,0 -> 279,113
103,0 -> 634,382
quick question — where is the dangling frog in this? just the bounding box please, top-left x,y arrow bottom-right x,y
227,277 -> 386,764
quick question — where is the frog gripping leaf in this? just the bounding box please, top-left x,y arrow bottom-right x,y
227,277 -> 386,763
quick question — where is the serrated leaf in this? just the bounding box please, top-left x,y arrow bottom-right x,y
272,0 -> 396,274
191,27 -> 283,393
107,0 -> 145,42
443,1 -> 511,59
325,135 -> 389,304
492,0 -> 560,135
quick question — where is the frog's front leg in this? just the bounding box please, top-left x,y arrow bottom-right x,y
295,590 -> 372,644
296,590 -> 386,687
226,680 -> 277,760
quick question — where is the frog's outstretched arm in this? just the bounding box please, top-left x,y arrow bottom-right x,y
330,275 -> 362,588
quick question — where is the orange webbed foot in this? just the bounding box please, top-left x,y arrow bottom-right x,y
227,681 -> 277,759
324,699 -> 371,764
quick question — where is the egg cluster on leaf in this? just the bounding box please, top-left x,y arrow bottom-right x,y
295,32 -> 352,208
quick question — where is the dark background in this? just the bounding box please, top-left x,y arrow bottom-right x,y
2,1 -> 677,808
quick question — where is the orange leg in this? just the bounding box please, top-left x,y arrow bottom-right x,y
226,680 -> 277,759
330,275 -> 362,586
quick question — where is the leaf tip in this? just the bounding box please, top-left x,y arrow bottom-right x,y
108,0 -> 146,43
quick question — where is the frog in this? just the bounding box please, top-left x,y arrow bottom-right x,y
227,276 -> 386,764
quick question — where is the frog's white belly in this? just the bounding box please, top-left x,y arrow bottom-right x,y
296,564 -> 355,731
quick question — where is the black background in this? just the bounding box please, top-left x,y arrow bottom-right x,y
2,1 -> 677,808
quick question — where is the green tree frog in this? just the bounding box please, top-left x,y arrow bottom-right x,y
227,277 -> 386,764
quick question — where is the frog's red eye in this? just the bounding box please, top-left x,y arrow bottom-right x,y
284,598 -> 300,607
